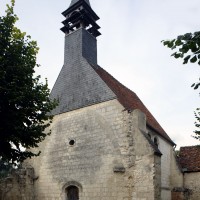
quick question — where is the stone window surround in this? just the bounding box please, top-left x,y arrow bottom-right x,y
61,181 -> 82,200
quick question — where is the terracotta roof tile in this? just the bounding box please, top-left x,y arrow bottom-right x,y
94,65 -> 175,145
179,146 -> 200,172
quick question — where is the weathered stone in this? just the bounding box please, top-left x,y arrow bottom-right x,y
0,166 -> 35,200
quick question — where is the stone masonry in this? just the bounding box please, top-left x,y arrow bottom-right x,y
28,100 -> 161,200
0,166 -> 35,200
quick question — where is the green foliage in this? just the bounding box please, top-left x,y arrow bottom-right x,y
175,150 -> 180,157
0,160 -> 13,179
0,1 -> 57,164
194,108 -> 200,140
162,32 -> 200,66
162,32 -> 200,141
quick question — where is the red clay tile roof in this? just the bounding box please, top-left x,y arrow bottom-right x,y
179,146 -> 200,172
94,66 -> 175,145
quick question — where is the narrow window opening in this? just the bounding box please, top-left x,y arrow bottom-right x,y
154,137 -> 159,147
65,186 -> 79,200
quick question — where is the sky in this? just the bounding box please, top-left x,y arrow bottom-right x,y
0,0 -> 200,148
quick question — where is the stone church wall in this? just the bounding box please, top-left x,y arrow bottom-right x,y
0,166 -> 35,200
146,125 -> 186,200
147,129 -> 174,200
184,172 -> 200,200
27,99 -> 161,200
159,138 -> 172,200
170,150 -> 183,188
129,109 -> 161,200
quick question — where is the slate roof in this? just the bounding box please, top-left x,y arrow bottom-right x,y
54,0 -> 175,147
179,146 -> 200,172
93,65 -> 175,145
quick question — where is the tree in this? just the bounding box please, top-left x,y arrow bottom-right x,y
162,31 -> 200,140
0,160 -> 13,179
0,0 -> 57,164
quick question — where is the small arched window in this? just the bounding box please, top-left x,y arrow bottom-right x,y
154,137 -> 159,147
65,186 -> 79,200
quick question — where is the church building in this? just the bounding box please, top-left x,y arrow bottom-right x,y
2,0 -> 200,200
28,0 -> 180,199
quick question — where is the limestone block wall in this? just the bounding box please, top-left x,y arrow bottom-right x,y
128,110 -> 161,200
0,166 -> 35,200
184,172 -> 200,200
170,150 -> 183,188
145,132 -> 186,200
147,129 -> 175,200
159,138 -> 171,200
28,99 -> 160,200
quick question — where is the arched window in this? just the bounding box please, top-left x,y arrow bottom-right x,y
154,137 -> 159,147
65,186 -> 79,200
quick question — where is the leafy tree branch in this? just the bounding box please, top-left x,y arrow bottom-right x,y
162,31 -> 200,140
0,0 -> 57,164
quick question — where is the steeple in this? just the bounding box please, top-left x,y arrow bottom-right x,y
50,0 -> 116,115
61,0 -> 101,37
70,0 -> 90,7
49,1 -> 175,147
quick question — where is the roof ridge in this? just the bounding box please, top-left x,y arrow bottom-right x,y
92,64 -> 175,145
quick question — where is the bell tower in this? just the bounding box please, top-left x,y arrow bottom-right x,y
50,0 -> 116,115
61,0 -> 101,38
59,0 -> 101,66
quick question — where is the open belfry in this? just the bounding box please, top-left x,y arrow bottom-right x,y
2,0 -> 200,200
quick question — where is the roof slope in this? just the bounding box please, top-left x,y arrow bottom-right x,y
179,146 -> 200,172
94,65 -> 175,145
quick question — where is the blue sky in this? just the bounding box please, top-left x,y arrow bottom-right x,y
1,0 -> 200,148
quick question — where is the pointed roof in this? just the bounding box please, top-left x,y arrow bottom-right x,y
53,0 -> 174,147
70,0 -> 90,7
92,65 -> 175,145
50,58 -> 116,116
